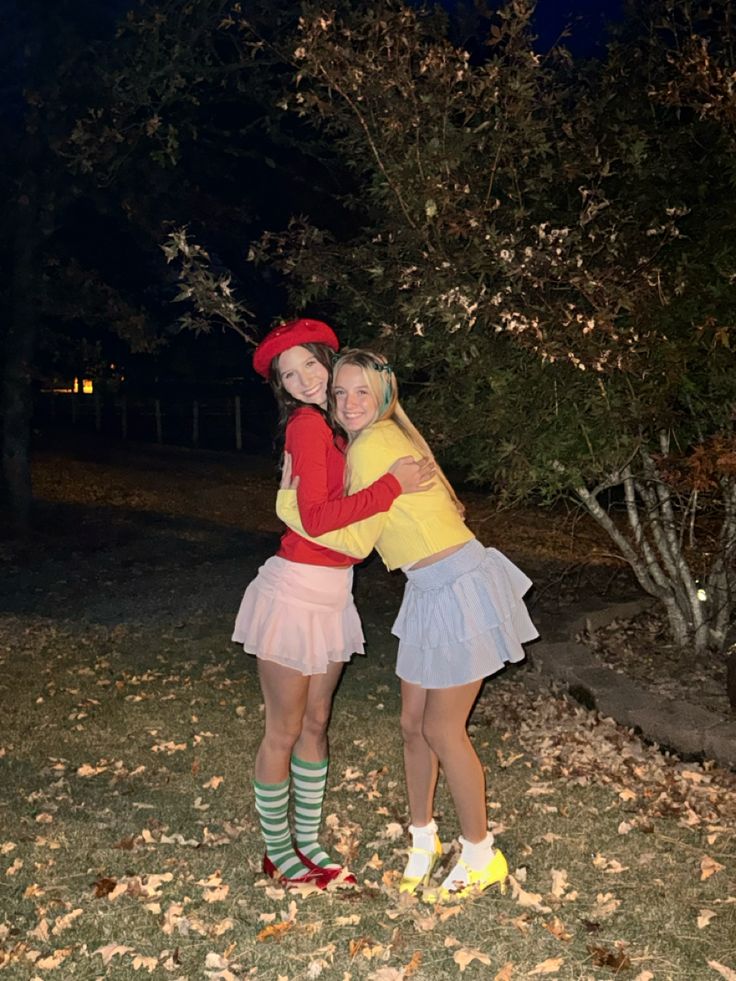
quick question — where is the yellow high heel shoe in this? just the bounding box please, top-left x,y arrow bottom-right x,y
399,834 -> 442,894
422,847 -> 508,904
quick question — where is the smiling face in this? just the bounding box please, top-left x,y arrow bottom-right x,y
277,345 -> 330,408
333,363 -> 380,434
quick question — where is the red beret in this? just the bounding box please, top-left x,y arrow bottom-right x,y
253,318 -> 339,378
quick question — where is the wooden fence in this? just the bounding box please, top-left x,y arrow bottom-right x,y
38,391 -> 271,453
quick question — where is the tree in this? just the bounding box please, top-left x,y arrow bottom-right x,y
1,0 -> 162,532
247,0 -> 736,656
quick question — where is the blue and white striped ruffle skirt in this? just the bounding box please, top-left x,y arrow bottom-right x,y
392,538 -> 538,689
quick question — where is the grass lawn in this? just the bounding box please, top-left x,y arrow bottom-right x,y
0,442 -> 734,979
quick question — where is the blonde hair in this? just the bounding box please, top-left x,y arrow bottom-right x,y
330,349 -> 463,511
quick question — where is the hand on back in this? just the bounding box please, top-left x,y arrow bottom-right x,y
280,451 -> 300,490
389,455 -> 436,494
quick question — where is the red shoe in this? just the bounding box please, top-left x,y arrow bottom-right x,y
296,848 -> 357,886
262,854 -> 330,889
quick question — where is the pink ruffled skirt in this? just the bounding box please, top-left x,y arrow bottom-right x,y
232,556 -> 365,676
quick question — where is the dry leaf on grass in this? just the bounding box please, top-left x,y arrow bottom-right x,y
35,947 -> 72,970
509,876 -> 551,913
93,943 -> 136,966
495,963 -> 514,981
336,915 -> 361,927
403,951 -> 422,976
588,943 -> 631,971
257,921 -> 293,942
527,956 -> 564,975
588,892 -> 621,920
698,909 -> 716,929
367,969 -> 404,981
709,962 -> 736,981
51,909 -> 82,935
701,855 -> 725,880
132,953 -> 158,973
453,947 -> 491,972
543,917 -> 571,942
549,869 -> 568,899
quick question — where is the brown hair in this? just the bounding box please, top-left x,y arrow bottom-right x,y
268,341 -> 337,439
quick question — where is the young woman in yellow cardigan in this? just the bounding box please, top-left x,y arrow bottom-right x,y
277,349 -> 538,903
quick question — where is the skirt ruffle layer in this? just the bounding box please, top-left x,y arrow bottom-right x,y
232,556 -> 364,676
393,540 -> 538,689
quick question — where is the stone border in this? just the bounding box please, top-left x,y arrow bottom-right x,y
525,599 -> 736,770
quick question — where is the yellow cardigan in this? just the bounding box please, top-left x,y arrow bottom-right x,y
276,420 -> 473,571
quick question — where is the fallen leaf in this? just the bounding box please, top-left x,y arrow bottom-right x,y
588,943 -> 631,971
495,964 -> 514,981
257,921 -> 293,942
453,947 -> 492,972
403,951 -> 422,976
161,902 -> 185,935
436,905 -> 463,923
509,876 -> 551,913
5,858 -> 23,876
335,915 -> 361,927
701,855 -> 725,880
29,918 -> 50,943
543,917 -> 571,942
383,822 -> 403,841
35,947 -> 72,970
51,909 -> 82,935
549,869 -> 568,899
589,892 -> 620,920
698,909 -> 716,929
708,962 -> 736,981
633,972 -> 654,981
132,953 -> 158,973
202,884 -> 229,902
92,876 -> 117,898
93,943 -> 135,966
212,917 -> 235,936
528,957 -> 564,975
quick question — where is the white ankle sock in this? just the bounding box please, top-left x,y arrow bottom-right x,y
459,833 -> 495,870
403,820 -> 439,879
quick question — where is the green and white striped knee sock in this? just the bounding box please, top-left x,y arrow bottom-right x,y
253,777 -> 311,879
291,755 -> 339,870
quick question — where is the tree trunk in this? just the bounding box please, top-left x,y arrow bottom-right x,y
2,189 -> 40,534
576,449 -> 735,658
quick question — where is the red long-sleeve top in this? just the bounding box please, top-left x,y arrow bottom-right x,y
276,406 -> 401,567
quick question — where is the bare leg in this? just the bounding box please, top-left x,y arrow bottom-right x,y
421,681 -> 486,842
400,680 -> 439,825
254,659 -> 312,784
294,660 -> 345,762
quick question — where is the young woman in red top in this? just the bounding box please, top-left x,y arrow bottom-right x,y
232,318 -> 432,888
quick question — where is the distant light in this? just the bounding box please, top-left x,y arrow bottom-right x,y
73,377 -> 79,393
82,379 -> 94,394
697,588 -> 707,602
